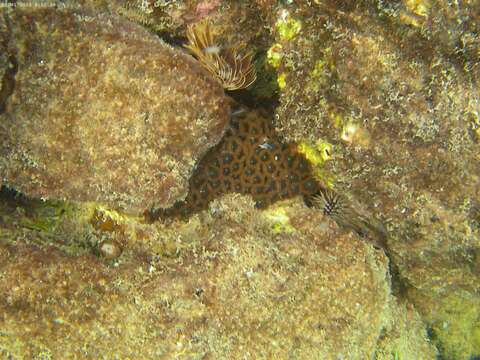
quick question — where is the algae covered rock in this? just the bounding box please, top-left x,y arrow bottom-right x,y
266,2 -> 479,358
0,193 -> 437,358
0,8 -> 230,212
0,1 -> 476,358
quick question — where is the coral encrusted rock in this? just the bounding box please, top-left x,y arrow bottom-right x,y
0,8 -> 230,212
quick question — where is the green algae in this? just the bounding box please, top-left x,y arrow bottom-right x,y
428,291 -> 480,359
249,52 -> 281,100
262,205 -> 296,234
275,10 -> 302,41
0,187 -> 95,256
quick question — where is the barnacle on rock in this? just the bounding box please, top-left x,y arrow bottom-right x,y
185,21 -> 256,90
98,240 -> 122,259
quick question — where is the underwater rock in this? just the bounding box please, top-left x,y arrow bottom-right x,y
0,9 -> 230,212
268,3 -> 479,358
95,0 -> 268,48
0,194 -> 437,358
0,2 -> 475,358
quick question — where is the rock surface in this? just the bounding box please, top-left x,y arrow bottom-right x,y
0,1 -> 478,358
0,192 -> 437,359
0,8 -> 230,212
267,2 -> 480,358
